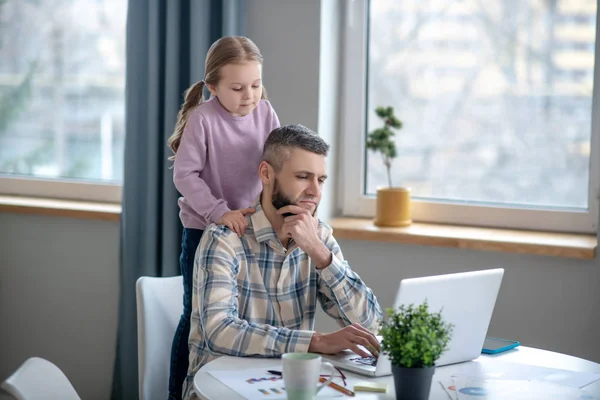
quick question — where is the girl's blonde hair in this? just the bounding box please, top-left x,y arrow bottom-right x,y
168,36 -> 268,159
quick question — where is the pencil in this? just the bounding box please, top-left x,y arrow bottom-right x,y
319,377 -> 355,397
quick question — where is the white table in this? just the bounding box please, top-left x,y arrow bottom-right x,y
194,346 -> 600,399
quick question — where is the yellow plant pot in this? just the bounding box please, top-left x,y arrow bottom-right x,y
374,187 -> 412,227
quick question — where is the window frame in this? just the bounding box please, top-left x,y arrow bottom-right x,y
0,176 -> 121,203
339,0 -> 600,234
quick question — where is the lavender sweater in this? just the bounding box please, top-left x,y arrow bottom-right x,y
173,96 -> 280,230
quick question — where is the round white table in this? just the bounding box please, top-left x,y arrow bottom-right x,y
194,347 -> 600,399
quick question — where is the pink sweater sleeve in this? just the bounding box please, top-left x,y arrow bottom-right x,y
270,103 -> 281,132
173,113 -> 230,224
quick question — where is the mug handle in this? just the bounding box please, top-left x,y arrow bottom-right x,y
315,361 -> 335,394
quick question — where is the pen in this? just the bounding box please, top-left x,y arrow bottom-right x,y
267,370 -> 355,397
319,377 -> 355,397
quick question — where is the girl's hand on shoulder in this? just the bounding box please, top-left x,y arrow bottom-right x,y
219,208 -> 255,237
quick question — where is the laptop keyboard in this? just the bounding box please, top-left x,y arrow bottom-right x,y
350,356 -> 378,366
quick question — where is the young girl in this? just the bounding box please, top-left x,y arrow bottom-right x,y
167,36 -> 280,399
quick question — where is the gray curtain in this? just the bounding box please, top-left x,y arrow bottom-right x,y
112,1 -> 244,399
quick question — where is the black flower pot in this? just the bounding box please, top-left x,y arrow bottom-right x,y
392,365 -> 435,400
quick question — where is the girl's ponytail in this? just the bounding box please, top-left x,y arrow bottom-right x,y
168,80 -> 206,159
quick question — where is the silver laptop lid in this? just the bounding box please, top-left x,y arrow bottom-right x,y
393,268 -> 504,366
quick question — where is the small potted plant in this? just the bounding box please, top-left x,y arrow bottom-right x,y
366,106 -> 411,227
380,300 -> 453,400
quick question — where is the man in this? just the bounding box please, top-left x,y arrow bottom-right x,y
183,124 -> 382,399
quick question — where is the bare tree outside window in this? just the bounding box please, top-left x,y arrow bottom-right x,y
0,0 -> 126,183
366,0 -> 595,209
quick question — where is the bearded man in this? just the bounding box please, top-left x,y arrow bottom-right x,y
183,124 -> 383,400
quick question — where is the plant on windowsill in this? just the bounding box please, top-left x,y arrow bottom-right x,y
380,300 -> 453,400
366,106 -> 412,227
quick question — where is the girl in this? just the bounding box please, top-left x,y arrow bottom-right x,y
167,36 -> 280,399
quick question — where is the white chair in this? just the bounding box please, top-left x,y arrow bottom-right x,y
136,275 -> 183,400
1,357 -> 81,400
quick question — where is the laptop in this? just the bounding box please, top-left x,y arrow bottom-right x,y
323,268 -> 505,377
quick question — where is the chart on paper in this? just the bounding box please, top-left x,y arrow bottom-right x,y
208,367 -> 344,399
439,376 -> 598,400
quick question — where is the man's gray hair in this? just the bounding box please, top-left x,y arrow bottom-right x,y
262,124 -> 330,172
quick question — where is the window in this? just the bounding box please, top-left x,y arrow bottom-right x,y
341,0 -> 599,233
0,0 -> 126,202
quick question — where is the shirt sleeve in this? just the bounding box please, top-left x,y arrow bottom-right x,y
172,112 -> 230,224
194,227 -> 314,357
315,226 -> 383,333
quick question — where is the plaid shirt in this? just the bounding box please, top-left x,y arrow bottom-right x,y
183,201 -> 382,399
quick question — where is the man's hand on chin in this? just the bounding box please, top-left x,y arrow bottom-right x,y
308,323 -> 381,358
277,205 -> 332,268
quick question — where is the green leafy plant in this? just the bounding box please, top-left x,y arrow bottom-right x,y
366,106 -> 402,187
380,300 -> 453,368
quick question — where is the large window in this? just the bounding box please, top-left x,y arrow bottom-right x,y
0,0 -> 126,202
341,0 -> 599,233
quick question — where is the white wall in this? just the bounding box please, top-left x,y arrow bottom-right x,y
0,1 -> 598,399
0,213 -> 119,400
246,0 -> 321,131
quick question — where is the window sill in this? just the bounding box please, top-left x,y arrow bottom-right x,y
329,217 -> 597,260
0,195 -> 121,222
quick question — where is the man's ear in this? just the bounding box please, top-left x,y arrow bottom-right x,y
258,161 -> 274,185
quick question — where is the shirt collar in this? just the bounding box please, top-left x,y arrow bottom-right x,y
249,197 -> 278,244
249,197 -> 297,252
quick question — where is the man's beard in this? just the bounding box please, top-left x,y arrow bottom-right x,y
271,177 -> 317,217
272,178 -> 296,217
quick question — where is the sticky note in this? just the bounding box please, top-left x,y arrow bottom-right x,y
354,381 -> 388,393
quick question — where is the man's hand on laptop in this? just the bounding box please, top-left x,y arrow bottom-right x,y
308,323 -> 380,358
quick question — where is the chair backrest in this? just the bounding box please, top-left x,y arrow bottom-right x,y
1,357 -> 81,400
136,275 -> 183,400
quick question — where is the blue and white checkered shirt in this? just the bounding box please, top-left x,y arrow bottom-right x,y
183,201 -> 382,399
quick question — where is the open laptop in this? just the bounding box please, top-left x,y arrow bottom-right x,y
323,268 -> 505,377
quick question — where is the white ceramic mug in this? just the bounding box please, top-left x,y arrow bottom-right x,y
282,353 -> 335,400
